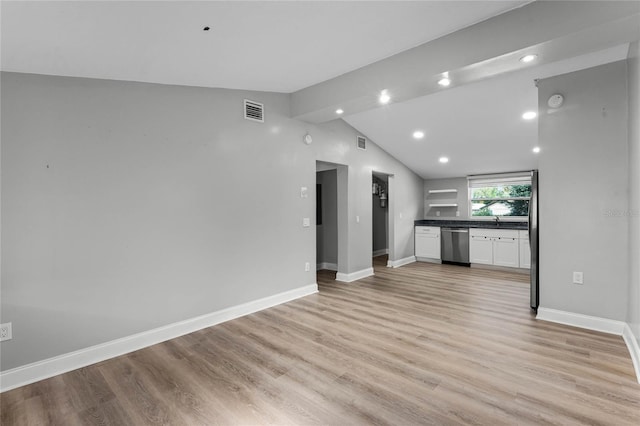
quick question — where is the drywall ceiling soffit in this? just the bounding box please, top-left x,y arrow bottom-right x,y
343,43 -> 630,180
291,1 -> 640,123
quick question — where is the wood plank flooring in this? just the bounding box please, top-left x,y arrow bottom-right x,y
2,256 -> 639,425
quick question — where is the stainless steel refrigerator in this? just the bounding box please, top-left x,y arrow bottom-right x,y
529,170 -> 539,310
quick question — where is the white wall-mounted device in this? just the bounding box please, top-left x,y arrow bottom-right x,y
303,134 -> 313,145
547,93 -> 564,108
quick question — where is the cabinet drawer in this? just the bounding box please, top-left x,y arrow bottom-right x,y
469,228 -> 519,239
415,226 -> 440,235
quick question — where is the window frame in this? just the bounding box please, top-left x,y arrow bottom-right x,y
467,173 -> 532,221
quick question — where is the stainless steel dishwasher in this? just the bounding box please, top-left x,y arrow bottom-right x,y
441,227 -> 470,266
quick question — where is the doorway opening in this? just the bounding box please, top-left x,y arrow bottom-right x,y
372,171 -> 393,268
316,161 -> 348,284
372,173 -> 389,264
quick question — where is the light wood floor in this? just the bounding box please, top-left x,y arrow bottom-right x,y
2,256 -> 639,425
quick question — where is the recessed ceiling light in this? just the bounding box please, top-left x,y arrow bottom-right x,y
520,54 -> 537,63
336,108 -> 344,115
522,111 -> 537,120
439,157 -> 449,164
413,130 -> 425,139
532,146 -> 541,153
379,90 -> 390,104
438,78 -> 451,87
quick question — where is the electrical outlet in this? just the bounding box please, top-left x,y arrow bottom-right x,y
0,322 -> 12,342
305,262 -> 310,272
573,271 -> 584,285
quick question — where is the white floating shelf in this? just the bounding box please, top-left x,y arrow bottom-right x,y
428,189 -> 458,194
429,203 -> 458,207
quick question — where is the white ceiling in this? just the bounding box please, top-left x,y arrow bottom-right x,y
2,1 -> 637,180
1,0 -> 528,92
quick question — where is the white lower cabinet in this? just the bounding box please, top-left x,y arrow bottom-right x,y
519,230 -> 531,269
469,235 -> 493,264
415,226 -> 441,260
469,228 -> 520,268
493,236 -> 519,267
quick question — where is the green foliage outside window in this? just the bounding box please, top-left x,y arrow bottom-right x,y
470,184 -> 531,217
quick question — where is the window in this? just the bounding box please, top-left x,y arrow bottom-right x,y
468,174 -> 532,218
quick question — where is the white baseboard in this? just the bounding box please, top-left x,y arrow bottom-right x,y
415,257 -> 441,264
536,308 -> 640,383
622,324 -> 640,384
335,268 -> 374,283
470,263 -> 529,274
387,256 -> 416,268
0,284 -> 318,393
372,248 -> 388,257
316,262 -> 338,271
536,307 -> 626,335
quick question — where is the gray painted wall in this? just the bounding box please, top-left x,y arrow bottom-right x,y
423,177 -> 468,219
627,42 -> 640,341
0,72 -> 424,371
316,169 -> 338,267
538,61 -> 629,321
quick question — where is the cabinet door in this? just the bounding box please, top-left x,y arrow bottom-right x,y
493,237 -> 519,267
470,236 -> 492,265
519,238 -> 531,269
415,234 -> 440,259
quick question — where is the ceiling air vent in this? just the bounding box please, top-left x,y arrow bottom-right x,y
357,135 -> 367,150
244,99 -> 264,123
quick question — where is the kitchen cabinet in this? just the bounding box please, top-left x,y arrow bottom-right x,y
415,226 -> 441,260
519,230 -> 531,269
493,236 -> 519,267
469,228 -> 520,268
469,235 -> 493,264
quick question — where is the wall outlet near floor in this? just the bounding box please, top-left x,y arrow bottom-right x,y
573,271 -> 584,285
0,322 -> 12,342
305,262 -> 310,272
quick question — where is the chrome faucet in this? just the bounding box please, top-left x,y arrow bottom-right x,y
494,216 -> 500,225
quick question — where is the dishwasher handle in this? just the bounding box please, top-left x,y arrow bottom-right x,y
442,229 -> 468,233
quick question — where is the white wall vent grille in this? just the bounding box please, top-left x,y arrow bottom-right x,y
244,99 -> 264,122
357,135 -> 367,150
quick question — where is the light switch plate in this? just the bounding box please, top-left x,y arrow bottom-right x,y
303,217 -> 310,227
300,187 -> 308,198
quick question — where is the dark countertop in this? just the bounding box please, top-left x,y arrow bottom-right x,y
414,219 -> 528,230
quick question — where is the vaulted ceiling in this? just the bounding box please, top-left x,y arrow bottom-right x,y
3,1 -> 639,179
